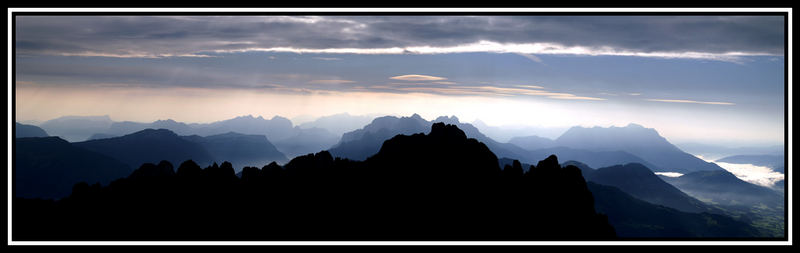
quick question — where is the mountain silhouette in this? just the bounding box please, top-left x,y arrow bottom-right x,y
39,115 -> 113,142
15,122 -> 49,138
554,124 -> 724,173
584,163 -> 719,214
587,182 -> 762,238
328,114 -> 430,160
14,137 -> 132,199
182,132 -> 288,169
329,114 -> 531,161
97,115 -> 338,160
74,129 -> 215,168
13,123 -> 615,240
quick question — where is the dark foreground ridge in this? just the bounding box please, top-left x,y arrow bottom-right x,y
14,123 -> 615,241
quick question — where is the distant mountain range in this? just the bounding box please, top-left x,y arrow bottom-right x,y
507,135 -> 556,150
675,142 -> 784,161
470,119 -> 568,142
38,115 -> 113,142
552,124 -> 724,173
297,113 -> 377,137
26,115 -> 752,176
32,115 -> 339,160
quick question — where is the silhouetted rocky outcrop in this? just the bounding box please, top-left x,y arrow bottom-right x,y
13,123 -> 615,241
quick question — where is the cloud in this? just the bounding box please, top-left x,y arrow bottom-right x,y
646,98 -> 735,105
715,162 -> 784,187
432,81 -> 457,85
515,85 -> 545,89
15,16 -> 784,61
308,79 -> 356,85
628,93 -> 642,96
389,74 -> 448,81
654,172 -> 684,178
369,82 -> 605,101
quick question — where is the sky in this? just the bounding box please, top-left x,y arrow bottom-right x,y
13,15 -> 786,147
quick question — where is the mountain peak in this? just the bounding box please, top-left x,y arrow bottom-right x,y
429,122 -> 467,140
433,115 -> 461,124
129,128 -> 179,138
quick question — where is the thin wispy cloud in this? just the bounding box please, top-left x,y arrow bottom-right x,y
308,79 -> 356,85
432,81 -> 457,85
389,74 -> 448,81
515,85 -> 545,89
646,98 -> 735,105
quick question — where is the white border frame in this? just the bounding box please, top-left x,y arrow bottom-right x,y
6,7 -> 792,246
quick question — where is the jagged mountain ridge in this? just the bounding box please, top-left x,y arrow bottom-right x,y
14,123 -> 615,240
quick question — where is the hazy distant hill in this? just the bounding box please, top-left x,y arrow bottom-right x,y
74,129 -> 215,168
716,155 -> 785,171
182,132 -> 288,169
298,113 -> 376,137
87,133 -> 118,140
660,170 -> 783,209
587,182 -> 762,238
15,122 -> 49,138
107,119 -> 193,137
659,170 -> 785,237
554,124 -> 724,173
675,143 -> 784,161
508,135 -> 556,150
272,127 -> 340,159
39,115 -> 113,142
471,119 -> 568,142
584,163 -> 719,214
526,146 -> 661,171
15,137 -> 132,199
99,115 -> 338,160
